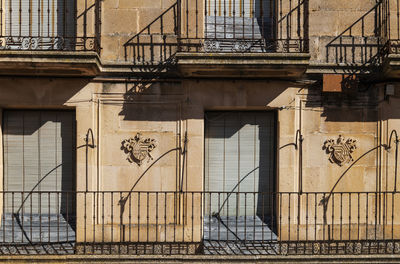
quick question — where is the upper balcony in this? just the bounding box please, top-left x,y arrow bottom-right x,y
0,0 -> 101,76
124,0 -> 310,78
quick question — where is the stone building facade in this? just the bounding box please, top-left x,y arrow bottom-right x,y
0,0 -> 399,257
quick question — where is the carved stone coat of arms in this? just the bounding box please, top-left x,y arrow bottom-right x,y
323,135 -> 357,166
121,133 -> 157,166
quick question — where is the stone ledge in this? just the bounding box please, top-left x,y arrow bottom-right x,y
306,62 -> 374,75
0,50 -> 101,77
175,52 -> 310,78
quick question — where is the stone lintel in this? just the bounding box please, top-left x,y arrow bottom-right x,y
0,50 -> 101,77
176,52 -> 310,78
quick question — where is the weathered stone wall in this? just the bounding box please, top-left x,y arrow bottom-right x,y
0,76 -> 398,242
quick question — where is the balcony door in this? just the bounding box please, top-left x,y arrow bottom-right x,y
204,111 -> 277,252
2,110 -> 76,248
205,0 -> 275,51
3,0 -> 76,49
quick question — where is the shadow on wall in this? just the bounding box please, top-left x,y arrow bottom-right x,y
303,80 -> 386,122
0,78 -> 90,106
123,2 -> 179,67
118,80 -> 185,122
118,79 -> 292,122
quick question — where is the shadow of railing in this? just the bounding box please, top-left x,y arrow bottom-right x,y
123,3 -> 179,68
275,0 -> 309,53
326,1 -> 387,65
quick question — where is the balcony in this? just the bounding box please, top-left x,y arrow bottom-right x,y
124,0 -> 310,78
0,191 -> 399,257
0,0 -> 101,76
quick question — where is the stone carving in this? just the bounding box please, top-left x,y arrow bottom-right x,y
323,135 -> 357,166
121,133 -> 157,166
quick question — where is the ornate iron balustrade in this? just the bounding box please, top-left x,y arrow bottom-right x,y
0,0 -> 101,53
0,191 -> 399,255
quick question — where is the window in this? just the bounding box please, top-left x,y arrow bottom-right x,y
2,0 -> 76,49
205,0 -> 275,51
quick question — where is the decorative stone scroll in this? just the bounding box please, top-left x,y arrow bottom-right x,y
121,133 -> 157,166
323,135 -> 357,166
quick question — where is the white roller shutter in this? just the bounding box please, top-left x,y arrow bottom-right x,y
3,110 -> 76,214
205,111 -> 275,217
205,0 -> 274,40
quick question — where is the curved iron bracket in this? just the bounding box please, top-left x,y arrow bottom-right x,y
386,130 -> 399,192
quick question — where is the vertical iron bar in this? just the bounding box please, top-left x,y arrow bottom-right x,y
223,0 -> 226,39
156,192 -> 159,244
84,192 -> 87,254
242,0 -> 244,40
218,192 -> 220,243
30,193 -> 33,243
164,193 -> 167,245
18,0 -> 21,37
146,192 -> 149,249
306,193 -> 309,242
186,0 -> 189,39
57,192 -> 60,244
233,0 -> 236,39
48,192 -> 50,244
110,192 -> 113,254
279,193 -> 282,254
214,0 -> 217,38
21,192 -> 24,243
314,193 -> 317,242
349,193 -> 351,243
47,0 -> 49,38
129,192 -> 132,242
11,193 -> 14,244
84,0 -> 87,41
340,193 -> 343,241
2,192 -> 5,245
357,193 -> 360,241
200,193 -> 203,249
101,192 -> 104,254
66,191 -> 69,245
392,192 -> 395,242
8,0 -> 12,37
331,193 -> 334,242
138,192 -> 140,244
288,193 -> 291,241
93,192 -> 96,250
38,0 -> 40,38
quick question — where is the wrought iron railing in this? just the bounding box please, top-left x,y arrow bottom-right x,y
0,191 -> 400,255
0,0 -> 101,53
124,0 -> 309,65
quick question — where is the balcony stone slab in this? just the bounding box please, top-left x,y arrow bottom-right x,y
0,51 -> 101,77
176,52 -> 310,78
